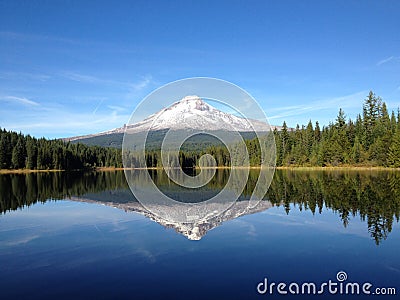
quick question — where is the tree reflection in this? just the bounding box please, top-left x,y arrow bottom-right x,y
0,171 -> 128,213
266,170 -> 400,245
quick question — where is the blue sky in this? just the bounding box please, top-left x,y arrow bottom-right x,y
1,0 -> 400,138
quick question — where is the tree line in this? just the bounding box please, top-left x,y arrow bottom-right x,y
0,130 -> 122,170
273,91 -> 400,167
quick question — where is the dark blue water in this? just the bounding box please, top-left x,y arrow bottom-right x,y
0,170 -> 399,299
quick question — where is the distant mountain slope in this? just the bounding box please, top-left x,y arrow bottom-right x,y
71,132 -> 124,148
71,130 -> 261,150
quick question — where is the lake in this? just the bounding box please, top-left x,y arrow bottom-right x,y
0,169 -> 399,299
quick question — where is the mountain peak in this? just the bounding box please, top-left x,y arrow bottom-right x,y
170,95 -> 211,112
180,95 -> 202,102
120,95 -> 270,133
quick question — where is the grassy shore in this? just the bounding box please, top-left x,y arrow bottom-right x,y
276,166 -> 400,171
95,167 -> 126,171
0,169 -> 63,174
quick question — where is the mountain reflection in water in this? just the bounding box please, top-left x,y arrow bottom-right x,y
0,169 -> 399,244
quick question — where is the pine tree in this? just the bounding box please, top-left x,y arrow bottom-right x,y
388,130 -> 400,167
314,121 -> 321,142
351,136 -> 363,163
363,91 -> 382,147
381,103 -> 390,130
0,134 -> 9,168
336,108 -> 346,129
281,122 -> 290,151
274,128 -> 283,166
25,136 -> 37,169
397,108 -> 400,129
391,110 -> 397,134
305,120 -> 314,156
346,119 -> 355,146
11,137 -> 26,169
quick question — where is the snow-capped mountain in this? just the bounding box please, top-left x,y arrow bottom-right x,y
67,95 -> 274,142
124,95 -> 270,133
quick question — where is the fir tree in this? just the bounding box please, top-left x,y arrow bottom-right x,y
388,130 -> 400,167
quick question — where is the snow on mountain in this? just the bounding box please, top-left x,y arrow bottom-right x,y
67,95 -> 274,141
124,95 -> 270,133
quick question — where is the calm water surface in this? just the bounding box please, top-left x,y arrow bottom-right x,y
0,170 -> 399,299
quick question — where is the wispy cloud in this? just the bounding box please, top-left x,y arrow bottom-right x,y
92,99 -> 105,115
376,56 -> 400,66
131,75 -> 152,91
0,71 -> 151,137
107,105 -> 127,112
3,103 -> 131,138
7,112 -> 125,129
0,30 -> 81,45
0,96 -> 40,106
267,91 -> 367,120
61,72 -> 131,88
5,235 -> 40,246
62,72 -> 103,84
61,72 -> 153,92
0,71 -> 51,82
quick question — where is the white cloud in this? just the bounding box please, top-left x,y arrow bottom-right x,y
7,113 -> 129,136
0,72 -> 155,137
92,99 -> 105,115
61,72 -> 153,92
1,100 -> 131,138
376,56 -> 400,66
0,71 -> 51,82
5,235 -> 40,246
107,105 -> 127,112
131,75 -> 152,91
0,30 -> 83,45
61,72 -> 130,87
0,95 -> 40,106
62,72 -> 102,84
267,91 -> 367,120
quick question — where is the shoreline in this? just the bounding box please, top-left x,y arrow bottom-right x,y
0,169 -> 64,174
1,166 -> 399,174
276,166 -> 400,171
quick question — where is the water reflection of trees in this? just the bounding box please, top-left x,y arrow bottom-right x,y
0,171 -> 128,213
266,170 -> 400,245
1,170 -> 399,244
